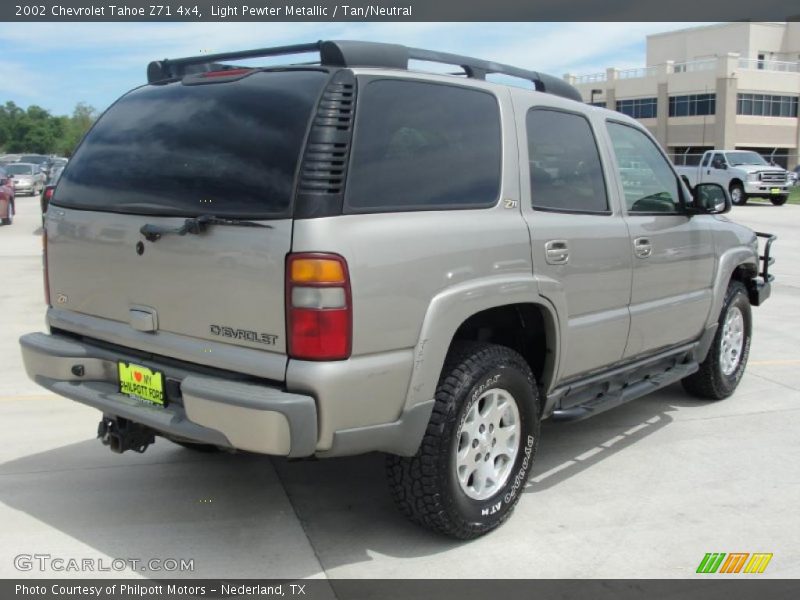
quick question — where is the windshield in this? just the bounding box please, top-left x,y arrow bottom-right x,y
7,164 -> 34,175
54,70 -> 327,218
726,151 -> 768,166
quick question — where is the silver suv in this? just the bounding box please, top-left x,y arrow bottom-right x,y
20,41 -> 775,539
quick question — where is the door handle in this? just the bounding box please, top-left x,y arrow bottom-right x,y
545,240 -> 569,265
634,237 -> 652,259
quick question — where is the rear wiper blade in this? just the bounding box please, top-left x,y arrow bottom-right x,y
140,214 -> 273,242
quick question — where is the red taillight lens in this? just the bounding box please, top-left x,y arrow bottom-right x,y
43,187 -> 54,202
286,253 -> 351,361
42,230 -> 51,306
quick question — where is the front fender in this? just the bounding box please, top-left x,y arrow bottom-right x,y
706,245 -> 758,330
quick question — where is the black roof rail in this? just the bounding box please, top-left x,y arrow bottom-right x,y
147,40 -> 582,103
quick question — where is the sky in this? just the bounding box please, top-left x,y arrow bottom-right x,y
0,22 -> 709,116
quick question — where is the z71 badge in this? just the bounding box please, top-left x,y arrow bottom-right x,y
209,324 -> 278,346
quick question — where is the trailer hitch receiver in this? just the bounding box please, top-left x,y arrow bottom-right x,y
97,416 -> 155,454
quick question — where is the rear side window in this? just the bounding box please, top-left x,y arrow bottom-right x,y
345,80 -> 501,212
54,70 -> 328,218
526,109 -> 609,213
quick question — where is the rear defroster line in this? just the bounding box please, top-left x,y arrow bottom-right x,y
139,214 -> 273,242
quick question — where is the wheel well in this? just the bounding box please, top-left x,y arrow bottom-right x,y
731,262 -> 757,284
729,179 -> 743,190
450,304 -> 553,389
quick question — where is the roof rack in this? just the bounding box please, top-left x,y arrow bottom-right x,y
146,40 -> 582,103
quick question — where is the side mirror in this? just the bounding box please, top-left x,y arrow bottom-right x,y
690,182 -> 731,215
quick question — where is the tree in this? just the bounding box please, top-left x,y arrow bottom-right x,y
0,101 -> 97,156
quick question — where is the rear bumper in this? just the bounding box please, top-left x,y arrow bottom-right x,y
19,332 -> 317,457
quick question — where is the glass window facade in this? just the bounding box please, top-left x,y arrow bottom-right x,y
736,94 -> 799,117
615,98 -> 657,119
668,94 -> 716,117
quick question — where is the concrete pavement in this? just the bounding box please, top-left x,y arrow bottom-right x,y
1,194 -> 798,578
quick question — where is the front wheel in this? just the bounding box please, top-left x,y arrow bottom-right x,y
386,342 -> 540,539
770,195 -> 788,206
682,281 -> 751,400
730,183 -> 747,206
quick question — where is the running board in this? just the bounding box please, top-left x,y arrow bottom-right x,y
551,361 -> 698,422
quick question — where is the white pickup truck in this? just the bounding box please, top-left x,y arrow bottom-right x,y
675,150 -> 790,206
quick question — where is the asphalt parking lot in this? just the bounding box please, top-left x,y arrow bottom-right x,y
1,193 -> 798,579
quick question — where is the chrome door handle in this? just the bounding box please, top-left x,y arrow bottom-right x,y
545,240 -> 569,265
634,237 -> 652,259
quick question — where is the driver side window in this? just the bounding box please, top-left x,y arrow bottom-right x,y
607,122 -> 680,214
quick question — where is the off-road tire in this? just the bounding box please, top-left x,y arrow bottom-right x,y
770,195 -> 788,206
682,280 -> 751,400
730,182 -> 747,206
386,342 -> 540,539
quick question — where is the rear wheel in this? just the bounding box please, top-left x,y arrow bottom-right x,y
770,195 -> 788,206
386,342 -> 540,539
682,280 -> 751,400
729,183 -> 747,206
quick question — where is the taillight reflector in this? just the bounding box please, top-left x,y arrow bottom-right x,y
286,253 -> 351,361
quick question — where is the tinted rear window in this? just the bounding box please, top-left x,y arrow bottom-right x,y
54,70 -> 327,218
345,80 -> 501,212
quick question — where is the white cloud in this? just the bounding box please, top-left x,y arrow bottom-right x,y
0,61 -> 46,101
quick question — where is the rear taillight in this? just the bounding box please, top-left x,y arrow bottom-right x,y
286,253 -> 351,360
42,230 -> 51,306
42,186 -> 54,212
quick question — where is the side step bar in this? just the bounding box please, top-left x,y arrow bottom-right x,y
551,361 -> 698,422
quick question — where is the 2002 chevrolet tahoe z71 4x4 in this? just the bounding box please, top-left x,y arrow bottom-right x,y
20,41 -> 776,539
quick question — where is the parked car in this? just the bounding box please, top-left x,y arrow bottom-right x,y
19,40 -> 775,539
789,165 -> 799,187
0,166 -> 15,225
19,154 -> 53,176
675,150 -> 790,206
6,162 -> 45,196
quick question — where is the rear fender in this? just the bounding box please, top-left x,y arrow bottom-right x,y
404,274 -> 560,413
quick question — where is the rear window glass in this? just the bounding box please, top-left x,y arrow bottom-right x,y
345,80 -> 501,212
54,70 -> 327,218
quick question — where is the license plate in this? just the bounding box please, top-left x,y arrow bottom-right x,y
770,188 -> 780,194
118,362 -> 165,406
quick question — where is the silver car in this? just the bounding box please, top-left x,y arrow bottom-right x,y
6,162 -> 45,196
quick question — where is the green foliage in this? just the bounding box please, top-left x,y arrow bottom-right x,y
0,100 -> 97,157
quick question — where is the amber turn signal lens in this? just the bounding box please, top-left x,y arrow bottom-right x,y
290,258 -> 345,283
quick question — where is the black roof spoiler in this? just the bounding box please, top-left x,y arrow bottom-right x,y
146,40 -> 582,103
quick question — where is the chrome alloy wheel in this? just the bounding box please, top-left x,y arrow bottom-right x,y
455,388 -> 521,501
720,305 -> 745,376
